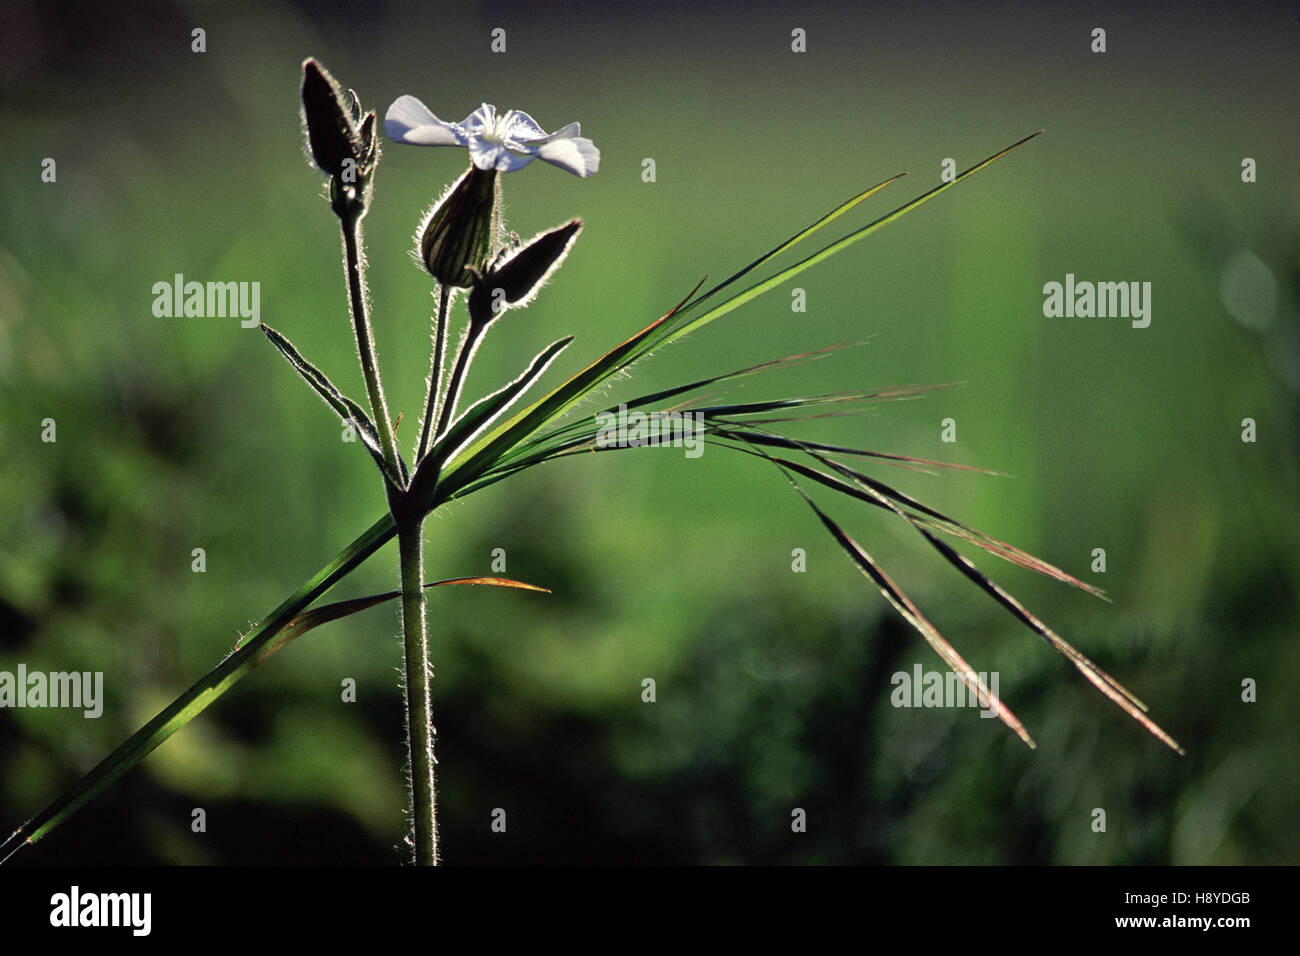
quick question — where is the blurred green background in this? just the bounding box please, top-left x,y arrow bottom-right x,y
1,0 -> 1296,864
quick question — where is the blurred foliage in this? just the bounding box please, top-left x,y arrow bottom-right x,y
0,0 -> 1296,864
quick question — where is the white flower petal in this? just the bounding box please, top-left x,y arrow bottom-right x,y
536,132 -> 600,177
468,138 -> 538,172
384,95 -> 464,146
538,121 -> 581,141
500,109 -> 548,143
467,138 -> 502,170
461,103 -> 498,136
494,150 -> 536,173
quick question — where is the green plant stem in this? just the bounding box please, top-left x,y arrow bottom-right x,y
417,284 -> 452,463
397,516 -> 437,865
434,322 -> 485,441
341,211 -> 403,483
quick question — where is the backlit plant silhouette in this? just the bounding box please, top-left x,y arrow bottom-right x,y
1,59 -> 1181,867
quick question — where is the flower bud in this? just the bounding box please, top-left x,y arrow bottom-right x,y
300,59 -> 362,179
467,219 -> 582,326
418,165 -> 501,288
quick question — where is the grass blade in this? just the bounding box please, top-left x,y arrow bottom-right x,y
619,342 -> 869,414
655,132 -> 1044,351
410,336 -> 573,507
436,133 -> 1039,502
490,343 -> 870,471
798,447 -> 1181,752
718,430 -> 1008,476
429,278 -> 707,498
0,513 -> 398,858
783,446 -> 1102,595
0,570 -> 548,862
679,174 -> 906,313
902,524 -> 1182,752
787,475 -> 1035,747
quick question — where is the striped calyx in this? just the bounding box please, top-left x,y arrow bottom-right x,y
419,166 -> 501,288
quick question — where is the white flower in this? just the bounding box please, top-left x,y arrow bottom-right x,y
385,97 -> 600,178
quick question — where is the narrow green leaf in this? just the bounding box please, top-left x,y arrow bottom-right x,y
688,389 -> 923,418
438,134 -> 1040,498
1,513 -> 393,861
261,323 -> 407,486
0,567 -> 547,861
595,342 -> 867,418
427,278 -> 703,500
804,450 -> 1180,749
489,342 -> 870,470
788,476 -> 1036,748
716,429 -> 1008,476
678,173 -> 906,314
655,132 -> 1044,353
410,337 -> 574,510
444,173 -> 906,476
729,426 -> 1177,751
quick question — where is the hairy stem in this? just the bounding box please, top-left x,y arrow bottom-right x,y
397,517 -> 437,865
435,322 -> 485,442
417,284 -> 453,463
341,211 -> 403,483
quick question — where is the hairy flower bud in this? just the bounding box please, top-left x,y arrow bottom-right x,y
467,219 -> 582,326
300,59 -> 362,179
418,165 -> 501,288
